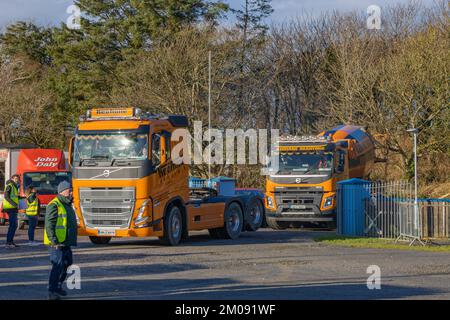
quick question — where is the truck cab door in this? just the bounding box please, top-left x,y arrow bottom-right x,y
335,150 -> 345,174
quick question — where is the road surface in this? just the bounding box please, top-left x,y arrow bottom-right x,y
0,225 -> 449,300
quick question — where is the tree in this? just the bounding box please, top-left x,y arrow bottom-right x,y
47,0 -> 230,128
231,1 -> 273,118
233,0 -> 273,40
0,22 -> 54,66
0,54 -> 59,147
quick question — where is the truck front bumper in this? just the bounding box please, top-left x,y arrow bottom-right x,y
265,208 -> 335,222
77,225 -> 163,238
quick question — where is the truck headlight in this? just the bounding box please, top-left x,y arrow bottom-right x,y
323,196 -> 334,208
266,196 -> 274,208
135,199 -> 151,226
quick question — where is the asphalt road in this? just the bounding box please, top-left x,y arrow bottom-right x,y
0,225 -> 449,300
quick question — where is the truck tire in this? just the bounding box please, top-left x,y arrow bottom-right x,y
89,236 -> 112,245
266,217 -> 290,230
244,198 -> 264,232
209,202 -> 243,240
160,205 -> 183,246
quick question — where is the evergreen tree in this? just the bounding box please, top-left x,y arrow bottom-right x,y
0,22 -> 54,66
233,0 -> 273,41
47,0 -> 229,126
232,0 -> 273,117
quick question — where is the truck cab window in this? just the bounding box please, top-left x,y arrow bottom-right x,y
336,151 -> 345,173
163,131 -> 171,161
152,133 -> 161,166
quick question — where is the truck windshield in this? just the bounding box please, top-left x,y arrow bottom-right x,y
278,153 -> 333,175
73,133 -> 149,163
23,172 -> 72,195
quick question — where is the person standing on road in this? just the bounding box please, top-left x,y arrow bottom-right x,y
25,186 -> 40,246
3,174 -> 22,248
44,181 -> 77,300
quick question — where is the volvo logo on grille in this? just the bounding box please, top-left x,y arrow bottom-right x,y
89,167 -> 125,179
295,178 -> 302,183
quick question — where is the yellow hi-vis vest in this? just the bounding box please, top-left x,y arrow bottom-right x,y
2,182 -> 19,210
44,197 -> 67,245
26,197 -> 39,216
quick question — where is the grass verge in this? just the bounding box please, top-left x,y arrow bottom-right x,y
314,235 -> 450,252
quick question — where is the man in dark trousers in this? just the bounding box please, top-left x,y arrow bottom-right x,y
25,186 -> 40,245
3,174 -> 22,248
44,181 -> 77,300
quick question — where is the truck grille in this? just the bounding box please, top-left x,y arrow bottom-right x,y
274,186 -> 323,215
79,187 -> 135,228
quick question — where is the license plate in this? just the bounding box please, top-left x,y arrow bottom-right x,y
290,204 -> 306,210
97,229 -> 116,236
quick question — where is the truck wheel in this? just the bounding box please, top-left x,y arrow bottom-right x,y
244,198 -> 264,232
160,205 -> 183,246
89,236 -> 112,245
266,217 -> 290,230
211,202 -> 243,240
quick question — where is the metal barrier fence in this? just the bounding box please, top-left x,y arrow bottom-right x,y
337,179 -> 450,241
362,181 -> 419,240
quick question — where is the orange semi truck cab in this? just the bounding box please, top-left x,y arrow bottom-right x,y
70,107 -> 263,245
265,125 -> 375,229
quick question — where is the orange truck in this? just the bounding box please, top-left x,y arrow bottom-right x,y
264,125 -> 375,229
69,107 -> 263,245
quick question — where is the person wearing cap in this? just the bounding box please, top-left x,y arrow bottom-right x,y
44,180 -> 77,300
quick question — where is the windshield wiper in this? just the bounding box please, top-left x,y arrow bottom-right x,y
79,156 -> 109,166
110,158 -> 132,166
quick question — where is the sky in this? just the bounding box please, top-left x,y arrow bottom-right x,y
0,0 -> 434,30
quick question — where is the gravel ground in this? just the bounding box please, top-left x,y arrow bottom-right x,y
0,225 -> 449,300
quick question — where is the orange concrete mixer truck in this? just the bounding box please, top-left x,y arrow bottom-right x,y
264,125 -> 375,229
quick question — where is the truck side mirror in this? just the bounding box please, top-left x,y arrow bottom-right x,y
68,137 -> 75,167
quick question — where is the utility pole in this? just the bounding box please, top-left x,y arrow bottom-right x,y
208,50 -> 212,181
407,128 -> 418,233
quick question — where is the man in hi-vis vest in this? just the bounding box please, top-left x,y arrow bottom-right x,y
44,181 -> 77,300
25,186 -> 40,246
3,174 -> 22,248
